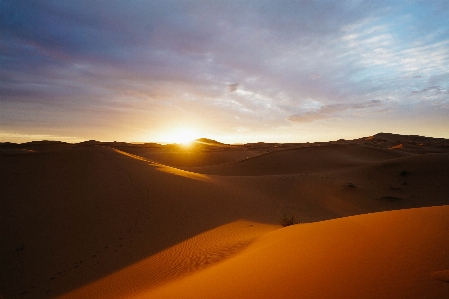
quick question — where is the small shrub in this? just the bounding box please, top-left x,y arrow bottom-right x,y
15,244 -> 25,252
280,212 -> 296,227
400,170 -> 411,176
346,182 -> 356,188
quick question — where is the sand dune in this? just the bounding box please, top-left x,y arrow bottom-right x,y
1,133 -> 449,299
145,205 -> 449,299
0,146 -> 277,298
58,220 -> 277,299
111,142 -> 260,168
184,143 -> 412,176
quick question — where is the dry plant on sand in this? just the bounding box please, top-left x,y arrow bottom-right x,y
280,212 -> 297,227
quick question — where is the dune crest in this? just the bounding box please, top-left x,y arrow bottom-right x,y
113,148 -> 212,182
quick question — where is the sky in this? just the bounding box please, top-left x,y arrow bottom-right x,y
1,0 -> 449,144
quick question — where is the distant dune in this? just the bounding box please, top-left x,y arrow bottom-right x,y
1,133 -> 448,298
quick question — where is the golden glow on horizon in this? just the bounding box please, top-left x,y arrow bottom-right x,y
164,128 -> 200,145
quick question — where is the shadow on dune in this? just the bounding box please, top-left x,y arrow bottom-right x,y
58,219 -> 278,299
183,143 -> 413,176
1,146 -> 269,299
1,138 -> 449,298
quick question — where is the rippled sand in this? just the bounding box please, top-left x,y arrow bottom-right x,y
1,133 -> 449,298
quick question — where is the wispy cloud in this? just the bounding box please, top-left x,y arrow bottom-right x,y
287,100 -> 387,123
411,86 -> 448,95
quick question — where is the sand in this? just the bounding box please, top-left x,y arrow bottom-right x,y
1,133 -> 449,299
145,206 -> 449,299
58,220 -> 278,299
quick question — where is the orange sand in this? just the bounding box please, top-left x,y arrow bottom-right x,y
1,133 -> 449,299
145,206 -> 449,299
59,220 -> 278,299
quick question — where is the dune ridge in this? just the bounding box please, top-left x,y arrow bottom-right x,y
183,143 -> 412,176
112,148 -> 213,182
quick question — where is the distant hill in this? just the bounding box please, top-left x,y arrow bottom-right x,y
1,133 -> 448,153
194,138 -> 226,145
372,132 -> 448,142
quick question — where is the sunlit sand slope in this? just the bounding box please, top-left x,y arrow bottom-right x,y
145,206 -> 449,299
58,221 -> 277,299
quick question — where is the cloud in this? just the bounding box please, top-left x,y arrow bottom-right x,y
287,100 -> 385,123
1,1 -> 448,141
411,86 -> 447,95
309,74 -> 321,80
228,83 -> 239,92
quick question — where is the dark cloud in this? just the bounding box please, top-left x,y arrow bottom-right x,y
411,86 -> 447,95
228,83 -> 239,92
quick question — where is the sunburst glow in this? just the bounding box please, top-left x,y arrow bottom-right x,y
166,128 -> 199,145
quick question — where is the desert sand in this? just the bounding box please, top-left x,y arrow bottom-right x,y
1,133 -> 449,298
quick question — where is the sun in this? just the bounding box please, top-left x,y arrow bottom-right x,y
168,128 -> 199,145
